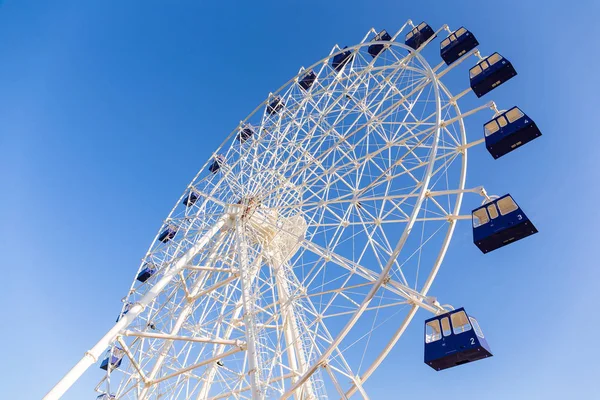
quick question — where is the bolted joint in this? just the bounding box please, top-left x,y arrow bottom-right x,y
132,302 -> 146,313
84,351 -> 98,363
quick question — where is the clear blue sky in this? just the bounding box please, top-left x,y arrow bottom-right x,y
1,1 -> 598,398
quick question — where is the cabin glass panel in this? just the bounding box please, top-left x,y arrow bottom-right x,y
426,319 -> 441,343
497,196 -> 518,215
481,61 -> 489,70
456,27 -> 467,36
406,31 -> 414,39
498,116 -> 508,128
472,208 -> 489,227
470,317 -> 485,339
488,53 -> 502,65
451,311 -> 472,334
484,120 -> 499,136
441,38 -> 450,49
418,22 -> 427,30
441,317 -> 451,337
506,108 -> 524,123
487,204 -> 499,219
470,65 -> 482,78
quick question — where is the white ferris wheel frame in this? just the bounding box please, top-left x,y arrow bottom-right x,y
44,19 -> 505,400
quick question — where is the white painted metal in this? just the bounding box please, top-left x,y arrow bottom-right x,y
43,217 -> 228,400
281,37 -> 444,399
137,231 -> 229,400
45,20 -> 503,400
235,217 -> 262,399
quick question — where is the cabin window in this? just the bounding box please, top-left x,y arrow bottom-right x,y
418,22 -> 427,30
451,311 -> 472,334
484,120 -> 499,137
497,116 -> 508,128
441,317 -> 452,336
111,347 -> 124,358
456,27 -> 467,37
441,38 -> 450,49
472,208 -> 489,227
374,30 -> 388,41
487,53 -> 502,65
497,196 -> 518,215
469,317 -> 485,339
426,319 -> 442,343
470,65 -> 482,78
487,204 -> 499,219
481,61 -> 489,70
506,108 -> 524,123
406,31 -> 414,39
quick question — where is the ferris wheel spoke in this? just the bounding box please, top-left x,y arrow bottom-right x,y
295,126 -> 437,211
352,208 -> 393,267
115,337 -> 149,383
209,373 -> 297,400
321,299 -> 410,320
298,238 -> 441,313
270,282 -> 355,398
256,79 -> 436,203
275,183 -> 462,216
374,71 -> 432,138
136,228 -> 234,392
338,55 -> 424,126
323,364 -> 350,400
354,130 -> 436,198
365,150 -> 457,211
152,346 -> 245,387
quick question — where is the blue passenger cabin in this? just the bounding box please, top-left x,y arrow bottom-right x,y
97,394 -> 116,400
440,27 -> 478,65
116,302 -> 132,322
208,155 -> 225,173
267,96 -> 284,115
405,22 -> 436,50
137,264 -> 157,283
182,190 -> 199,207
424,308 -> 492,371
472,194 -> 538,254
100,347 -> 124,371
332,47 -> 354,72
158,225 -> 177,243
299,70 -> 317,91
484,107 -> 542,159
368,29 -> 392,57
470,53 -> 516,98
237,125 -> 255,143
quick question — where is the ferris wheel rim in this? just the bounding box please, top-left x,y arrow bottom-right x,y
342,76 -> 469,398
41,17 -> 544,400
126,40 -> 451,293
148,42 -> 437,237
156,41 -> 436,209
108,34 -> 471,400
275,41 -> 445,399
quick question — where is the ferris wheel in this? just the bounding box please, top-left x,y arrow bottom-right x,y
45,19 -> 541,400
